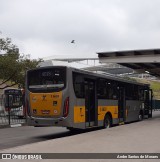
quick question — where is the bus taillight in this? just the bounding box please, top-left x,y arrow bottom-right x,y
63,97 -> 69,117
5,108 -> 9,112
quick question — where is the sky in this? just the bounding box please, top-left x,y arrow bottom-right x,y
0,0 -> 160,59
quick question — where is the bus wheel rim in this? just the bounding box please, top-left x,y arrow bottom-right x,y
105,118 -> 110,128
139,114 -> 142,120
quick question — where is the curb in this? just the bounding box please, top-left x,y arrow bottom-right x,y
0,123 -> 27,129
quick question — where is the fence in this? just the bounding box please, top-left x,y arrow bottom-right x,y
0,95 -> 26,127
153,100 -> 160,111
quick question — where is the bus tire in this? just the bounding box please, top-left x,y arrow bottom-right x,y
67,127 -> 77,132
138,111 -> 143,121
103,114 -> 112,128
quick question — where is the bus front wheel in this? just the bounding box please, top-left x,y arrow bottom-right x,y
138,111 -> 143,121
103,114 -> 112,128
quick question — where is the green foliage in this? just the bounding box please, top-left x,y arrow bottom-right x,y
150,81 -> 160,91
149,81 -> 160,99
0,34 -> 42,88
135,78 -> 160,100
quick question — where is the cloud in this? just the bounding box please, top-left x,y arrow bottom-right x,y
0,0 -> 160,59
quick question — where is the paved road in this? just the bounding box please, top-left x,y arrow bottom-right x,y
0,124 -> 99,151
0,126 -> 73,150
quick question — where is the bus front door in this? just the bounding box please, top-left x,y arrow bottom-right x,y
149,89 -> 153,118
85,79 -> 97,128
118,87 -> 126,123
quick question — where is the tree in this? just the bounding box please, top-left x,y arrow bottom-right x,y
0,34 -> 42,89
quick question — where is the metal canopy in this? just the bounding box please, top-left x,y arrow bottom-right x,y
53,58 -> 98,62
98,49 -> 160,78
82,64 -> 134,75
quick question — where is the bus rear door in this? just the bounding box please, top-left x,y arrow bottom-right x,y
84,79 -> 98,128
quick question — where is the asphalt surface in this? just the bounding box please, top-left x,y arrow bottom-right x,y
0,126 -> 73,150
0,123 -> 101,150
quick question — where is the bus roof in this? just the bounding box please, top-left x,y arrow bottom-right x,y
28,66 -> 150,87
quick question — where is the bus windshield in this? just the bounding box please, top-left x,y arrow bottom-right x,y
4,89 -> 23,108
28,67 -> 66,92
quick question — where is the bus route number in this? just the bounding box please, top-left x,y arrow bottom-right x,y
42,71 -> 52,77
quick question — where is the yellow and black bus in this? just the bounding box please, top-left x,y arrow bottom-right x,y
26,66 -> 152,130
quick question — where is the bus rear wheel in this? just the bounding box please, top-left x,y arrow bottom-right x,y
103,114 -> 112,128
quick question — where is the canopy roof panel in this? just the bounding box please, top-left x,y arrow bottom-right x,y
98,49 -> 160,78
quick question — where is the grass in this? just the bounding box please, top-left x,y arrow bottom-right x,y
135,78 -> 160,100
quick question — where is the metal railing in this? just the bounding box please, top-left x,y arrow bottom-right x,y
0,105 -> 26,127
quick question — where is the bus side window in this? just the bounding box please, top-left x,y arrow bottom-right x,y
139,87 -> 144,101
73,73 -> 84,98
97,79 -> 107,99
106,80 -> 118,100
